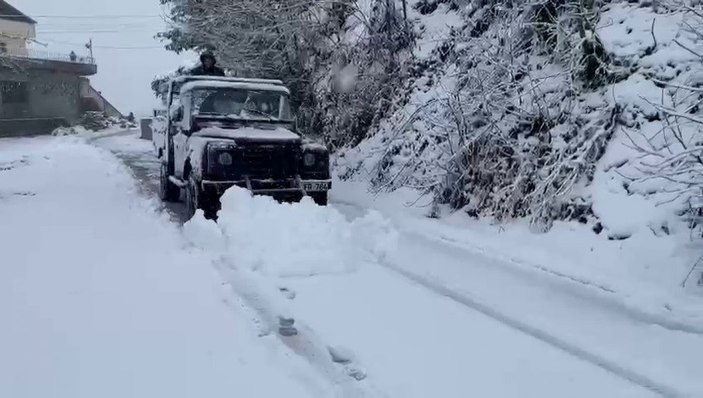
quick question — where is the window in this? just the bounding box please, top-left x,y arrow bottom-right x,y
192,87 -> 291,121
0,43 -> 7,53
2,81 -> 29,104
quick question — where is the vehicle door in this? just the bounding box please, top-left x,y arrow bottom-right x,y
172,92 -> 191,179
151,110 -> 166,157
162,81 -> 178,166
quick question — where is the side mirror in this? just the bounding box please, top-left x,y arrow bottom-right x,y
171,106 -> 183,122
182,117 -> 200,136
294,116 -> 301,134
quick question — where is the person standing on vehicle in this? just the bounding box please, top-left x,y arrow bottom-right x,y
191,51 -> 225,76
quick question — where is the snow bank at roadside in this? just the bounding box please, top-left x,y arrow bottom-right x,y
331,180 -> 703,328
52,125 -> 91,136
185,187 -> 398,278
52,125 -> 132,138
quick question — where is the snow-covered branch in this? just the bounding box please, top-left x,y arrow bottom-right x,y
158,0 -> 414,142
365,0 -> 615,230
622,1 -> 703,231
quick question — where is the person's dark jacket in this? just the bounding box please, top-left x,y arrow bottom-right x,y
190,65 -> 225,76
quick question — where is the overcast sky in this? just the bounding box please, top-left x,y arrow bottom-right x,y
20,0 -> 196,116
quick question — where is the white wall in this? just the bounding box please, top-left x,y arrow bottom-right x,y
0,19 -> 36,56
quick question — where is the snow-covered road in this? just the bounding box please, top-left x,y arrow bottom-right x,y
0,136 -> 333,398
99,131 -> 702,397
3,131 -> 701,397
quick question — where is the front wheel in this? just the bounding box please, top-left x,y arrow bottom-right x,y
186,177 -> 219,220
159,163 -> 180,202
310,192 -> 328,206
185,176 -> 199,220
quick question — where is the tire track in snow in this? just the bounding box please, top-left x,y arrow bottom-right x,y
377,259 -> 683,398
213,257 -> 389,398
333,199 -> 703,336
426,231 -> 703,336
90,131 -> 189,223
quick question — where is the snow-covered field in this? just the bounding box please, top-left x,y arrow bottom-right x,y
0,136 -> 331,398
4,131 -> 703,397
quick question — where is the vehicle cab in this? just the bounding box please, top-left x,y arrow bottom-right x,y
159,76 -> 331,219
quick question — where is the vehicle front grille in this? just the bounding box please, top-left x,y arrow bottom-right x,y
223,144 -> 300,180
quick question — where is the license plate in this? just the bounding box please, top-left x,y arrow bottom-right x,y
303,182 -> 329,191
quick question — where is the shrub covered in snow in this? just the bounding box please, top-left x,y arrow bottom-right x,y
610,1 -> 703,236
334,0 -> 703,237
336,0 -> 618,230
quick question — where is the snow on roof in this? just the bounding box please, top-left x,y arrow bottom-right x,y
0,1 -> 36,24
195,126 -> 300,142
180,80 -> 291,95
173,76 -> 285,86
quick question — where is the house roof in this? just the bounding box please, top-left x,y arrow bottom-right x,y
0,1 -> 37,24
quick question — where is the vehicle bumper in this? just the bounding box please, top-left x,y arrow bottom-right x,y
201,177 -> 332,195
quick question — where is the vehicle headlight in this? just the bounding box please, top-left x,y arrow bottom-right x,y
218,152 -> 233,166
303,153 -> 316,167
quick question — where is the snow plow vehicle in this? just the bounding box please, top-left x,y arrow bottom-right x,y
156,76 -> 331,219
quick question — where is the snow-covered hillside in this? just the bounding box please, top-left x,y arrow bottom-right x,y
336,0 -> 703,295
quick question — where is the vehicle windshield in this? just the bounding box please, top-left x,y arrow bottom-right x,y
191,87 -> 292,121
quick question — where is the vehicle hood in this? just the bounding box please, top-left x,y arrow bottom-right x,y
193,126 -> 301,143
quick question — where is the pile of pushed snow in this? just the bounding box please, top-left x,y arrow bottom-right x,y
52,125 -> 91,136
184,187 -> 398,278
52,124 -> 129,138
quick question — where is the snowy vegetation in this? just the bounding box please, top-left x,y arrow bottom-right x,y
156,0 -> 703,237
156,0 -> 414,147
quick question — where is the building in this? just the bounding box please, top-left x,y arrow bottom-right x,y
0,1 -> 121,137
0,0 -> 36,56
80,80 -> 123,119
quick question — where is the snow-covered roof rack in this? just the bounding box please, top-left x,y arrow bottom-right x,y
179,80 -> 291,95
172,76 -> 285,86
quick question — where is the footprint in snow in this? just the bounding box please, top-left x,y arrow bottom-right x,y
328,345 -> 368,381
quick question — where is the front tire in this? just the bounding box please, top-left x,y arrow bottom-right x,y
310,192 -> 328,206
185,176 -> 199,220
159,163 -> 180,202
186,177 -> 219,221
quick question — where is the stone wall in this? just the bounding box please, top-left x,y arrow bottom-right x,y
0,71 -> 82,124
27,73 -> 82,123
0,118 -> 68,138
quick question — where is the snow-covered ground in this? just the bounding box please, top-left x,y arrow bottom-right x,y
0,136 -> 333,398
183,187 -> 661,398
330,184 -> 703,397
6,130 -> 703,397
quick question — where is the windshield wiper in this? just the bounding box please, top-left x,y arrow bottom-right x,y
241,108 -> 277,121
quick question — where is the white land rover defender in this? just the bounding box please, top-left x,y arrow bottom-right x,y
156,76 -> 331,219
